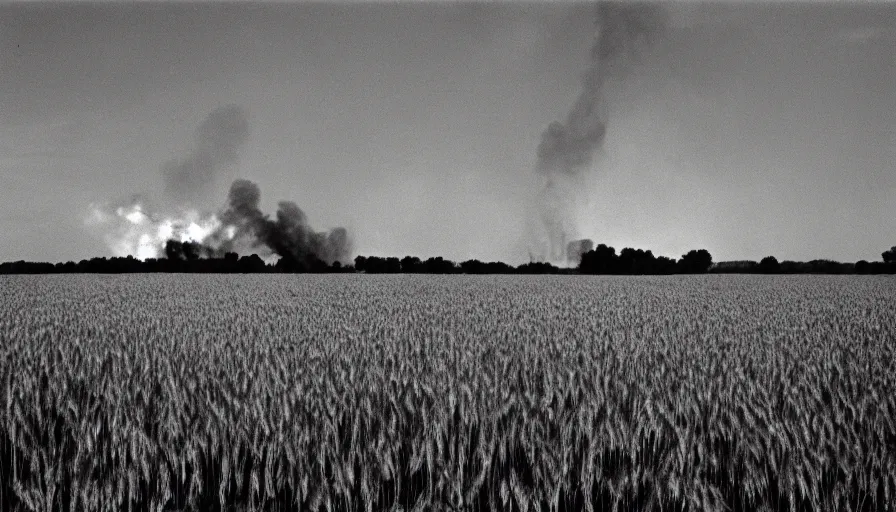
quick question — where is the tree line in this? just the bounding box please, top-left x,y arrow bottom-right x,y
1,241 -> 895,275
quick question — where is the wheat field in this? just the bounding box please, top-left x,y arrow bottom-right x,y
0,274 -> 893,511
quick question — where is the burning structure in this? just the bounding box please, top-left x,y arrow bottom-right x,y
86,106 -> 352,267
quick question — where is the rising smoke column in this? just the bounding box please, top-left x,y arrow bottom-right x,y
87,105 -> 352,265
566,238 -> 594,266
162,104 -> 250,206
218,179 -> 352,267
533,2 -> 667,261
87,106 -> 250,259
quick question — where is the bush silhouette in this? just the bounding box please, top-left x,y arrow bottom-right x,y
401,256 -> 422,273
677,249 -> 713,274
758,256 -> 780,274
883,247 -> 896,264
579,244 -> 619,274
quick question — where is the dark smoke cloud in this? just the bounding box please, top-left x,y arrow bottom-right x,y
533,2 -> 667,260
217,179 -> 352,267
92,103 -> 353,265
162,105 -> 250,204
159,107 -> 352,266
566,238 -> 594,265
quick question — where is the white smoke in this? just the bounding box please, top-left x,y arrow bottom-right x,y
530,2 -> 667,261
85,201 -> 233,260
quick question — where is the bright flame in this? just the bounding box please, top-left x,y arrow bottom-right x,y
158,221 -> 174,241
125,210 -> 145,225
186,220 -> 215,242
85,201 -> 236,260
136,234 -> 155,261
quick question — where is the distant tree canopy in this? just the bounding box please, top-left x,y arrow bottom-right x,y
275,253 -> 329,273
460,259 -> 515,275
677,249 -> 713,274
354,256 -> 402,274
711,260 -> 759,274
578,244 -> 700,275
883,247 -> 896,264
2,241 -> 895,275
400,256 -> 422,273
579,244 -> 620,275
758,256 -> 781,274
355,255 -> 540,274
0,253 -> 277,274
164,240 -> 214,261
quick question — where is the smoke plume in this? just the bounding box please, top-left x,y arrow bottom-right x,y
532,2 -> 667,261
566,238 -> 594,266
216,179 -> 352,268
87,105 -> 352,266
162,105 -> 250,205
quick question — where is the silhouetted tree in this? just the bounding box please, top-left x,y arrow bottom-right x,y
460,259 -> 484,274
617,248 -> 658,274
311,257 -> 329,273
165,240 -> 185,261
460,260 -> 514,274
654,256 -> 678,275
385,257 -> 401,273
566,239 -> 594,266
372,257 -> 385,273
370,257 -> 388,273
421,257 -> 457,274
677,249 -> 713,274
758,256 -> 780,274
275,255 -> 306,273
486,261 -> 514,274
808,259 -> 851,274
163,240 -> 215,262
182,242 -> 201,261
239,254 -> 267,273
516,261 -> 560,274
708,260 -> 758,274
779,260 -> 802,273
355,256 -> 397,273
400,256 -> 421,273
617,248 -> 637,274
855,260 -> 870,274
579,244 -> 619,274
869,261 -> 895,274
883,246 -> 896,264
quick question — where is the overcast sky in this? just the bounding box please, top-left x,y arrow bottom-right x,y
1,1 -> 894,264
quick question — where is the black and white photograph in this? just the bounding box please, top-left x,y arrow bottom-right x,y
1,0 -> 894,510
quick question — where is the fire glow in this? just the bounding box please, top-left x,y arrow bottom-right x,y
87,202 -> 232,260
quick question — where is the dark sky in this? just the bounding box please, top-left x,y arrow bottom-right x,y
1,2 -> 894,264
